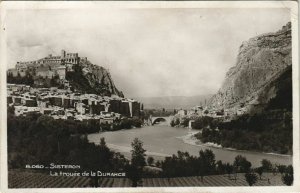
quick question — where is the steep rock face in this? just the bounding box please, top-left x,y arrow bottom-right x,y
209,22 -> 292,112
256,65 -> 292,111
65,60 -> 124,97
79,60 -> 124,97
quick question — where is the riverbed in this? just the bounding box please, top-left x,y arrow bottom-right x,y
87,124 -> 292,167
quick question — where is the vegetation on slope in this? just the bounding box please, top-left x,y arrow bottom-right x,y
66,65 -> 113,96
194,66 -> 293,154
7,108 -> 293,187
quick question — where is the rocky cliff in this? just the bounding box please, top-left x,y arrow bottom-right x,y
7,54 -> 124,97
66,60 -> 124,97
209,22 -> 292,113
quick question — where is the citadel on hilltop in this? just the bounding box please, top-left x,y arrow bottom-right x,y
8,50 -> 87,80
6,50 -> 140,123
7,49 -> 124,97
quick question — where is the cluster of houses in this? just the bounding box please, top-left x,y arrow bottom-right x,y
7,84 -> 141,124
175,106 -> 234,128
173,100 -> 262,128
177,106 -> 227,118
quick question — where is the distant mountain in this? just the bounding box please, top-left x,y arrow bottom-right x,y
133,95 -> 213,109
208,22 -> 292,114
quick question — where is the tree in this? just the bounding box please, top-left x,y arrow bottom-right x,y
147,156 -> 154,166
181,117 -> 190,127
131,117 -> 143,128
128,138 -> 146,187
277,165 -> 287,175
282,173 -> 293,186
234,155 -> 252,173
245,173 -> 258,186
16,72 -> 21,84
7,114 -> 135,188
261,159 -> 272,172
99,137 -> 110,152
199,149 -> 216,173
125,164 -> 141,187
170,120 -> 176,127
111,152 -> 129,172
131,138 -> 146,168
225,163 -> 234,179
170,118 -> 180,127
282,165 -> 293,186
175,118 -> 180,125
199,167 -> 206,182
198,149 -> 216,181
216,160 -> 226,174
256,167 -> 264,180
87,137 -> 113,187
155,160 -> 161,167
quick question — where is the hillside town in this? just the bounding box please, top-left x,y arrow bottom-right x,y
5,8 -> 294,189
7,84 -> 141,123
7,50 -> 141,124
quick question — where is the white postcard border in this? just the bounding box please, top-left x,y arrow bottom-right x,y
0,1 -> 299,193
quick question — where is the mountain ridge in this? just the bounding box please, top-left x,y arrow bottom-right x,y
133,95 -> 213,109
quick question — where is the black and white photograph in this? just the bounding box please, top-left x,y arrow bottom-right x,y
0,1 -> 299,192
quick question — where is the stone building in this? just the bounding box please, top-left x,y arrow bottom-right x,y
7,96 -> 13,104
36,66 -> 55,78
89,103 -> 105,115
57,66 -> 66,79
75,102 -> 87,115
120,101 -> 131,117
12,96 -> 22,105
12,50 -> 81,79
22,98 -> 37,107
131,101 -> 141,117
7,69 -> 21,77
48,96 -> 63,107
109,99 -> 121,114
63,97 -> 72,109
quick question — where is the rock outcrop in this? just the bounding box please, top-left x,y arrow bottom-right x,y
209,22 -> 292,113
7,50 -> 124,97
78,60 -> 124,97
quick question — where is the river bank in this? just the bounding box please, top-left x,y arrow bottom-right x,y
178,131 -> 292,158
88,124 -> 292,167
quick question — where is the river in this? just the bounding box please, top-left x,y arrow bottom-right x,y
87,123 -> 292,167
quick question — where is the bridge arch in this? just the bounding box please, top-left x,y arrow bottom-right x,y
152,117 -> 167,125
150,116 -> 172,125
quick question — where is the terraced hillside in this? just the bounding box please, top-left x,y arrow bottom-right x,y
8,170 -> 284,188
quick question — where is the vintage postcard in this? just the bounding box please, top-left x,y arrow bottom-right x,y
0,1 -> 299,193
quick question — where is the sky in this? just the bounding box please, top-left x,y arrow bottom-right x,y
5,8 -> 290,97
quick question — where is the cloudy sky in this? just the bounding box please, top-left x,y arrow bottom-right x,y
5,7 -> 290,97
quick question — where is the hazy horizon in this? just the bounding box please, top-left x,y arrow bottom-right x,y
5,8 -> 290,97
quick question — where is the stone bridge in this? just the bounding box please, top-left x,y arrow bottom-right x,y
150,116 -> 173,125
